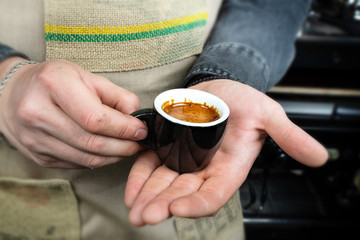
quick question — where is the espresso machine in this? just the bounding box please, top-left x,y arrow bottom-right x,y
240,1 -> 360,239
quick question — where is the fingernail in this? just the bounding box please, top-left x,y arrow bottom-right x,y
135,129 -> 147,140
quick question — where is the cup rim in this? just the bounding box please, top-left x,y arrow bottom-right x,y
154,88 -> 230,127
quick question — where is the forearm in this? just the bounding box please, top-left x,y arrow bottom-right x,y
184,0 -> 312,92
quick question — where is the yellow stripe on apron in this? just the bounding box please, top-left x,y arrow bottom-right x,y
44,0 -> 208,72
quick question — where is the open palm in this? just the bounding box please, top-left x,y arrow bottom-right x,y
124,80 -> 328,226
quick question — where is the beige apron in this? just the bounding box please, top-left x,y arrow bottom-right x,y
0,1 -> 245,239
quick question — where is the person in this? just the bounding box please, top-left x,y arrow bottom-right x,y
0,0 -> 328,239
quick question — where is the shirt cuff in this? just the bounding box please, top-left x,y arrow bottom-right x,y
0,43 -> 29,63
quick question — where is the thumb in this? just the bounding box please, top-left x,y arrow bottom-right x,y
265,105 -> 328,167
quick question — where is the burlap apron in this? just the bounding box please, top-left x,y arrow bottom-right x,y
0,1 -> 245,239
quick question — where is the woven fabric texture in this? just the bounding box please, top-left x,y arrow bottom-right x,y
0,177 -> 80,240
44,0 -> 208,72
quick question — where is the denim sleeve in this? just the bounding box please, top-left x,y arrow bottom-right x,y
183,0 -> 312,92
0,43 -> 29,63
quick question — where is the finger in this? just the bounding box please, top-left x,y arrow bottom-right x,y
86,73 -> 141,114
29,132 -> 124,168
45,66 -> 147,140
265,106 -> 328,167
167,148 -> 249,219
32,154 -> 85,169
128,165 -> 179,226
0,130 -> 81,169
124,151 -> 162,208
5,129 -> 89,169
169,174 -> 236,218
141,174 -> 203,225
38,105 -> 143,156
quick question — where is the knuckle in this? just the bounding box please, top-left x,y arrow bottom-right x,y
125,144 -> 136,156
271,100 -> 286,115
36,60 -> 78,90
125,143 -> 141,156
36,63 -> 59,89
81,112 -> 106,133
116,122 -> 130,138
17,101 -> 42,126
33,154 -> 57,168
83,155 -> 104,169
19,135 -> 38,151
127,92 -> 140,107
85,135 -> 106,153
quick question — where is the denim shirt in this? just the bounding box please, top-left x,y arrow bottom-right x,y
0,0 -> 311,93
184,0 -> 312,92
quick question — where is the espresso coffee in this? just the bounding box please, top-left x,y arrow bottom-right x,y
132,88 -> 230,173
162,101 -> 220,123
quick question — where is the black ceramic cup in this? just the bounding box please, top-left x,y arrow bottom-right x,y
131,88 -> 230,173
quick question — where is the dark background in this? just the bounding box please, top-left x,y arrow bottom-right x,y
240,1 -> 360,239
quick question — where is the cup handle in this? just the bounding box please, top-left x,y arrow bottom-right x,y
131,108 -> 157,150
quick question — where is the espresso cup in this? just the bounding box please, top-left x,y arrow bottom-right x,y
131,88 -> 230,173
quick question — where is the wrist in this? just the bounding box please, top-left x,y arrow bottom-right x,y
0,57 -> 38,96
0,56 -> 28,80
0,57 -> 37,137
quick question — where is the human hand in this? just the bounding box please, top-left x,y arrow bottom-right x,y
124,79 -> 328,226
0,57 -> 147,168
